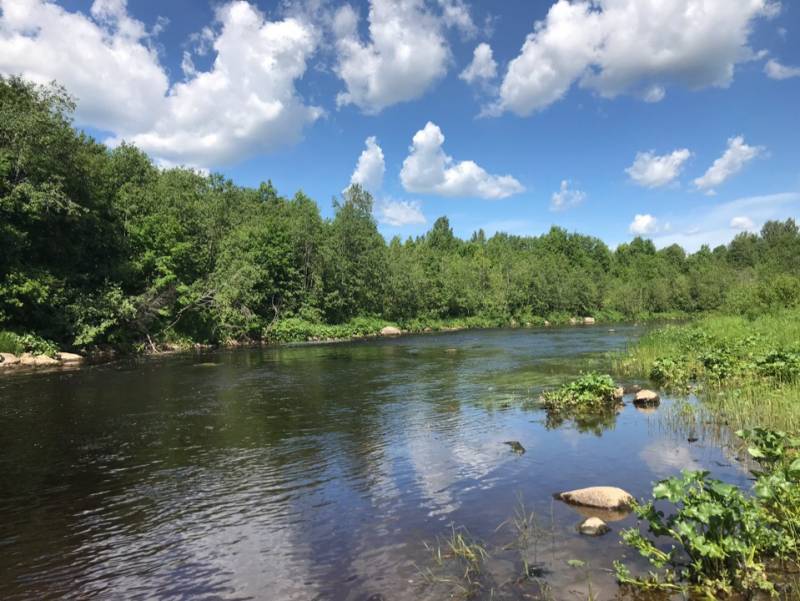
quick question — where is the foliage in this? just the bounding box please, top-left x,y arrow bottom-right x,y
541,373 -> 618,413
5,75 -> 800,353
616,429 -> 800,597
0,331 -> 58,357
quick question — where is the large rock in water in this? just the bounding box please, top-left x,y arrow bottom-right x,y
578,517 -> 610,536
558,486 -> 633,510
634,389 -> 660,407
0,353 -> 21,367
583,317 -> 596,325
380,326 -> 402,336
58,352 -> 84,363
19,353 -> 60,367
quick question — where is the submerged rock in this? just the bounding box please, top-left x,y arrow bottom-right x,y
0,353 -> 20,367
380,326 -> 402,336
633,389 -> 660,407
578,517 -> 610,536
19,353 -> 60,367
503,440 -> 526,454
558,486 -> 633,510
58,352 -> 84,363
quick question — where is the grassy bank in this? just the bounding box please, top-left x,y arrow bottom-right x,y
614,309 -> 800,432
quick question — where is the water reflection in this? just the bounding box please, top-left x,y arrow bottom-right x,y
0,326 -> 754,600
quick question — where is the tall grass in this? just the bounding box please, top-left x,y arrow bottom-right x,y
0,331 -> 24,355
614,309 -> 800,432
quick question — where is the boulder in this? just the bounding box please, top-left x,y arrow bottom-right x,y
633,389 -> 660,407
0,353 -> 21,367
58,352 -> 84,363
380,326 -> 402,336
578,517 -> 610,536
558,486 -> 633,510
612,386 -> 624,402
583,317 -> 596,325
19,353 -> 60,367
544,320 -> 551,327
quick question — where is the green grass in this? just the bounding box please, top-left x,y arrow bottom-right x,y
0,331 -> 58,357
0,331 -> 24,355
614,309 -> 800,433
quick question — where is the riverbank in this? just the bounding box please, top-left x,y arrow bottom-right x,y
614,308 -> 800,433
0,310 -> 688,372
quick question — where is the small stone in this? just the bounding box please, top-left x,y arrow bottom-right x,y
503,440 -> 526,454
633,389 -> 660,407
578,517 -> 610,536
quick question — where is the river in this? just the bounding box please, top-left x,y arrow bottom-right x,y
0,326 -> 751,600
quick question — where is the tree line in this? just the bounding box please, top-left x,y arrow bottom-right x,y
2,76 -> 800,351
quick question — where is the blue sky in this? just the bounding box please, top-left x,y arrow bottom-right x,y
1,0 -> 799,249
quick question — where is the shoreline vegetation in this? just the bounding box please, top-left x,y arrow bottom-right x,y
3,76 -> 800,364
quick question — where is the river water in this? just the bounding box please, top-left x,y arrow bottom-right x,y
0,326 -> 752,600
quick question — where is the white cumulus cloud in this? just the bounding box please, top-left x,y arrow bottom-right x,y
350,136 -> 385,192
764,58 -> 800,80
0,0 -> 168,133
0,0 -> 322,168
629,214 -> 659,235
333,0 -> 451,114
693,136 -> 764,193
730,216 -> 756,230
626,148 -> 692,188
550,180 -> 586,211
377,199 -> 427,226
460,42 -> 497,85
489,0 -> 778,116
400,122 -> 524,199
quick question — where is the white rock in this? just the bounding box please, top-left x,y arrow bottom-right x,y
559,486 -> 633,510
380,326 -> 402,336
578,517 -> 610,536
58,352 -> 84,363
634,389 -> 660,406
19,353 -> 60,366
0,353 -> 21,367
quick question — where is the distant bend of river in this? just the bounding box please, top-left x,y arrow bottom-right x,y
0,326 -> 751,600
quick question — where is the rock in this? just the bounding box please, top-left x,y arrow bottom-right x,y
633,389 -> 660,407
423,327 -> 432,333
569,318 -> 579,325
558,486 -> 633,510
58,352 -> 84,363
544,320 -> 551,327
583,317 -> 596,325
19,353 -> 60,367
503,440 -> 526,454
578,517 -> 610,536
0,353 -> 21,367
624,384 -> 642,394
380,326 -> 402,336
612,386 -> 624,402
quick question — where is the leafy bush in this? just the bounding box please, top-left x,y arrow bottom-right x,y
617,429 -> 800,597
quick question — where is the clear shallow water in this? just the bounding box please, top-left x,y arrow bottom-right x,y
0,327 -> 752,600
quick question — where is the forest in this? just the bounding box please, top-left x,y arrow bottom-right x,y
3,75 -> 800,354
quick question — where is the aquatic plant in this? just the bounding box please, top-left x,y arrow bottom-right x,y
616,429 -> 800,598
421,525 -> 489,598
540,373 -> 618,413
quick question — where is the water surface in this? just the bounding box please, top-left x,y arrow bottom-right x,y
0,326 -> 750,600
